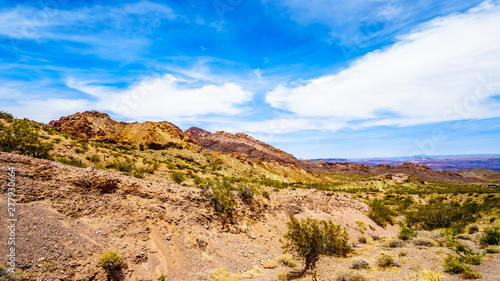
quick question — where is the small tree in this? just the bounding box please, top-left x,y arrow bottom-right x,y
282,215 -> 352,274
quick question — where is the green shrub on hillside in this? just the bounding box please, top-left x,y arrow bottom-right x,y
368,200 -> 394,227
282,215 -> 352,272
99,249 -> 122,272
171,172 -> 185,184
0,117 -> 53,159
480,227 -> 500,245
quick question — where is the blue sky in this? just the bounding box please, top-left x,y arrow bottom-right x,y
1,0 -> 500,158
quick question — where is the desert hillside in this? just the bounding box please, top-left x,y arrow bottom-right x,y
1,111 -> 500,281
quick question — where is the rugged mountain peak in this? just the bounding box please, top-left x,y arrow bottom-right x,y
184,127 -> 212,141
50,111 -> 197,149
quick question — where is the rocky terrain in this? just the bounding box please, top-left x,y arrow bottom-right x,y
1,111 -> 500,281
185,128 -> 300,165
50,111 -> 198,150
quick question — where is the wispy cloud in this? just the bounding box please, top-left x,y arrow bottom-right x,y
266,2 -> 500,131
269,0 -> 485,54
0,1 -> 176,60
66,74 -> 253,122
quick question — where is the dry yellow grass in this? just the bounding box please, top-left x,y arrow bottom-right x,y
263,260 -> 279,269
418,269 -> 444,281
210,267 -> 241,281
241,266 -> 263,278
276,254 -> 298,268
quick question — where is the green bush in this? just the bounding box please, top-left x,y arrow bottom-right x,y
56,156 -> 87,168
208,179 -> 237,218
407,202 -> 479,230
368,200 -> 394,227
480,227 -> 500,245
99,249 -> 122,272
485,248 -> 499,253
443,256 -> 467,274
377,253 -> 396,268
398,221 -> 417,240
0,118 -> 53,159
282,215 -> 352,271
86,154 -> 101,163
171,172 -> 185,184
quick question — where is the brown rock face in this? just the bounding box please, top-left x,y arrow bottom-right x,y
184,127 -> 212,140
185,128 -> 300,164
50,111 -> 197,149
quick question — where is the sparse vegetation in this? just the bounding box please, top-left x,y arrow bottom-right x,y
377,253 -> 396,268
282,215 -> 352,272
56,156 -> 87,168
350,259 -> 369,270
485,248 -> 499,253
210,267 -> 241,281
368,199 -> 394,227
276,254 -> 297,268
335,271 -> 368,281
99,249 -> 122,272
171,171 -> 186,184
417,270 -> 444,281
480,227 -> 500,245
0,117 -> 53,159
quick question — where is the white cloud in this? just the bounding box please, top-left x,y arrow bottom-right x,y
67,74 -> 253,122
269,0 -> 485,49
266,2 -> 500,129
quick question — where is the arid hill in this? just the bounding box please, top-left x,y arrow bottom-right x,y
50,111 -> 197,150
303,160 -> 473,183
185,128 -> 301,165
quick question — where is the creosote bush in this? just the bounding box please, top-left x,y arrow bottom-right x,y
377,253 -> 396,268
480,227 -> 500,245
0,117 -> 53,159
171,171 -> 186,184
99,249 -> 122,272
282,215 -> 352,272
368,200 -> 394,227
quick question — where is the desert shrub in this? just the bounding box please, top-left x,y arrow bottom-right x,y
399,221 -> 417,240
0,118 -> 53,159
208,179 -> 237,218
356,221 -> 367,234
371,234 -> 381,241
86,154 -> 101,163
262,190 -> 270,199
377,253 -> 396,268
99,249 -> 122,272
350,259 -> 369,270
368,200 -> 394,227
276,254 -> 297,268
335,271 -> 368,281
468,225 -> 479,234
399,250 -> 408,257
412,238 -> 436,247
158,274 -> 165,281
443,256 -> 467,274
210,266 -> 241,281
480,227 -> 500,245
56,156 -> 87,168
418,270 -> 444,281
241,266 -> 263,278
263,260 -> 279,269
106,158 -> 135,173
282,215 -> 352,271
171,172 -> 185,184
407,202 -> 479,231
461,267 -> 481,279
358,236 -> 367,244
485,248 -> 499,253
239,186 -> 255,204
389,239 -> 404,248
